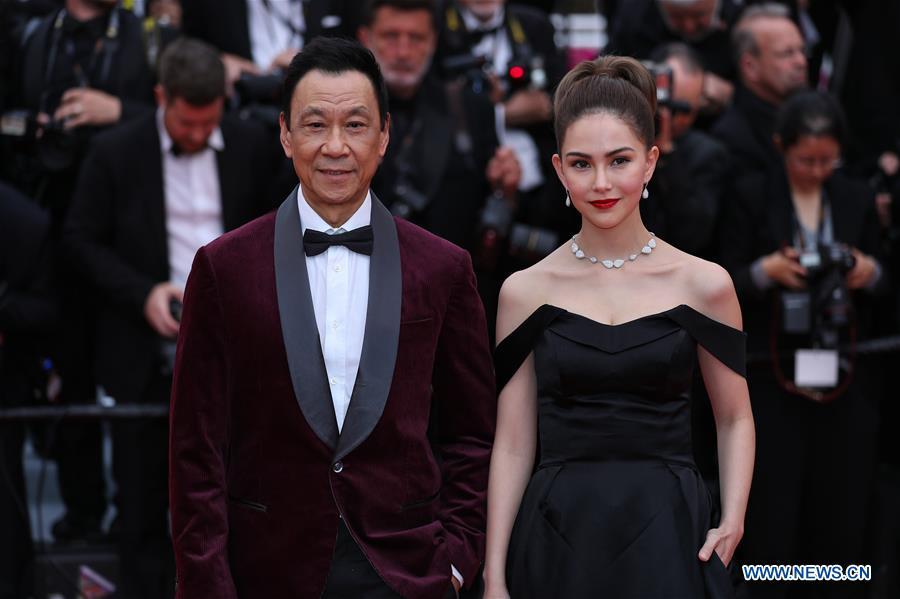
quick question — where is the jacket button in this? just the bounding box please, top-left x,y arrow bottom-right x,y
332,461 -> 344,473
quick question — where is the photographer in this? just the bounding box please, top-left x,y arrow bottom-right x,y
435,0 -> 563,219
640,43 -> 730,259
181,0 -> 355,97
719,91 -> 886,597
607,0 -> 743,116
711,3 -> 807,179
62,38 -> 272,599
6,0 -> 155,214
360,0 -> 519,246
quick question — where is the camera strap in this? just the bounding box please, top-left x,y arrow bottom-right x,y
445,6 -> 532,72
41,8 -> 121,113
393,113 -> 424,186
445,79 -> 477,172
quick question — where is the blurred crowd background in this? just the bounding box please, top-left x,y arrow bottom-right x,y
0,1 -> 898,598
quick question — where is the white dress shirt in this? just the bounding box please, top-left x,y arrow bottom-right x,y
157,108 -> 225,289
297,188 -> 370,433
297,190 -> 463,586
247,0 -> 306,69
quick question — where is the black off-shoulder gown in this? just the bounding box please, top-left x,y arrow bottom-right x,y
495,304 -> 747,599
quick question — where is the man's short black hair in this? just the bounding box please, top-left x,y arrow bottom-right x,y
159,38 -> 226,105
364,0 -> 438,29
281,37 -> 389,130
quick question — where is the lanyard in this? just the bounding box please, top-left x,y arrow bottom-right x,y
41,8 -> 121,112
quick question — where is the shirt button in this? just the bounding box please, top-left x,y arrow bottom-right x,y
334,264 -> 342,273
332,320 -> 340,329
333,461 -> 344,473
330,377 -> 337,385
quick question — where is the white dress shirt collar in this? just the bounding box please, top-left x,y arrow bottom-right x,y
297,187 -> 372,234
156,107 -> 225,154
460,6 -> 505,32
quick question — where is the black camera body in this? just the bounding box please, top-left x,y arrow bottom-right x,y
1,109 -> 81,174
440,51 -> 547,100
781,243 -> 856,348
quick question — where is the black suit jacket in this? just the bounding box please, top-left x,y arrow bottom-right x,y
641,129 -> 730,259
711,86 -> 782,180
718,168 -> 888,354
62,113 -> 274,401
181,0 -> 353,60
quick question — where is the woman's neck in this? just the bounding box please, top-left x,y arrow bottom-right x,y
576,210 -> 652,259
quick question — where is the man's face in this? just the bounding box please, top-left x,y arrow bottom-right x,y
743,18 -> 807,104
157,90 -> 224,154
279,70 -> 389,213
458,0 -> 505,21
658,0 -> 718,41
359,7 -> 436,96
667,58 -> 704,138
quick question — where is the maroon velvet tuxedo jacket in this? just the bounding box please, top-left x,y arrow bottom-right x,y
169,190 -> 496,599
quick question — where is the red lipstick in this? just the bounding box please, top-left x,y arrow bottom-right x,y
589,198 -> 619,210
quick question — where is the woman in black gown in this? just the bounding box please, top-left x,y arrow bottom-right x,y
482,56 -> 755,598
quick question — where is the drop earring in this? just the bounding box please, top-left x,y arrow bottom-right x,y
565,190 -> 571,207
641,183 -> 649,199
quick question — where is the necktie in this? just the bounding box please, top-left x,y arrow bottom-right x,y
303,225 -> 374,257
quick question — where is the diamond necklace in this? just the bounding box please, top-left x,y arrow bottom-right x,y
570,232 -> 657,269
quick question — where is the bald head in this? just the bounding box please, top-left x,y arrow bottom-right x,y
732,5 -> 807,104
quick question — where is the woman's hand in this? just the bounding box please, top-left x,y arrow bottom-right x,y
761,247 -> 807,289
698,521 -> 744,567
846,249 -> 877,289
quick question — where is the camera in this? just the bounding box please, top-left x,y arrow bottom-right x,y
475,190 -> 558,270
640,61 -> 693,139
781,243 -> 856,348
232,73 -> 284,128
441,51 -> 547,100
1,109 -> 81,173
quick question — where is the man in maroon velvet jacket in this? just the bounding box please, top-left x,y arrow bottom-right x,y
168,37 -> 496,599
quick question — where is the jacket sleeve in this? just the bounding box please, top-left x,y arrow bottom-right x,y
169,246 -> 237,599
430,249 -> 496,586
62,140 -> 158,318
718,176 -> 769,305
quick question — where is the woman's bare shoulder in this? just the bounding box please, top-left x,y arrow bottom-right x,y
496,255 -> 562,342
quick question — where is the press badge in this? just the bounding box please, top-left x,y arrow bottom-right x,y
794,349 -> 839,387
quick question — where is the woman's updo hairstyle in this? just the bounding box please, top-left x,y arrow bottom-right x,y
553,55 -> 657,150
775,90 -> 847,151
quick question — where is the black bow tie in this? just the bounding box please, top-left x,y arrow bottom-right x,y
303,225 -> 374,257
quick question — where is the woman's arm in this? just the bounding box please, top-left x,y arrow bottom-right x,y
695,265 -> 756,567
483,275 -> 540,598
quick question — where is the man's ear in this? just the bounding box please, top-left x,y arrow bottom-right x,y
279,111 -> 293,159
154,84 -> 167,108
357,26 -> 371,48
378,112 -> 391,158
